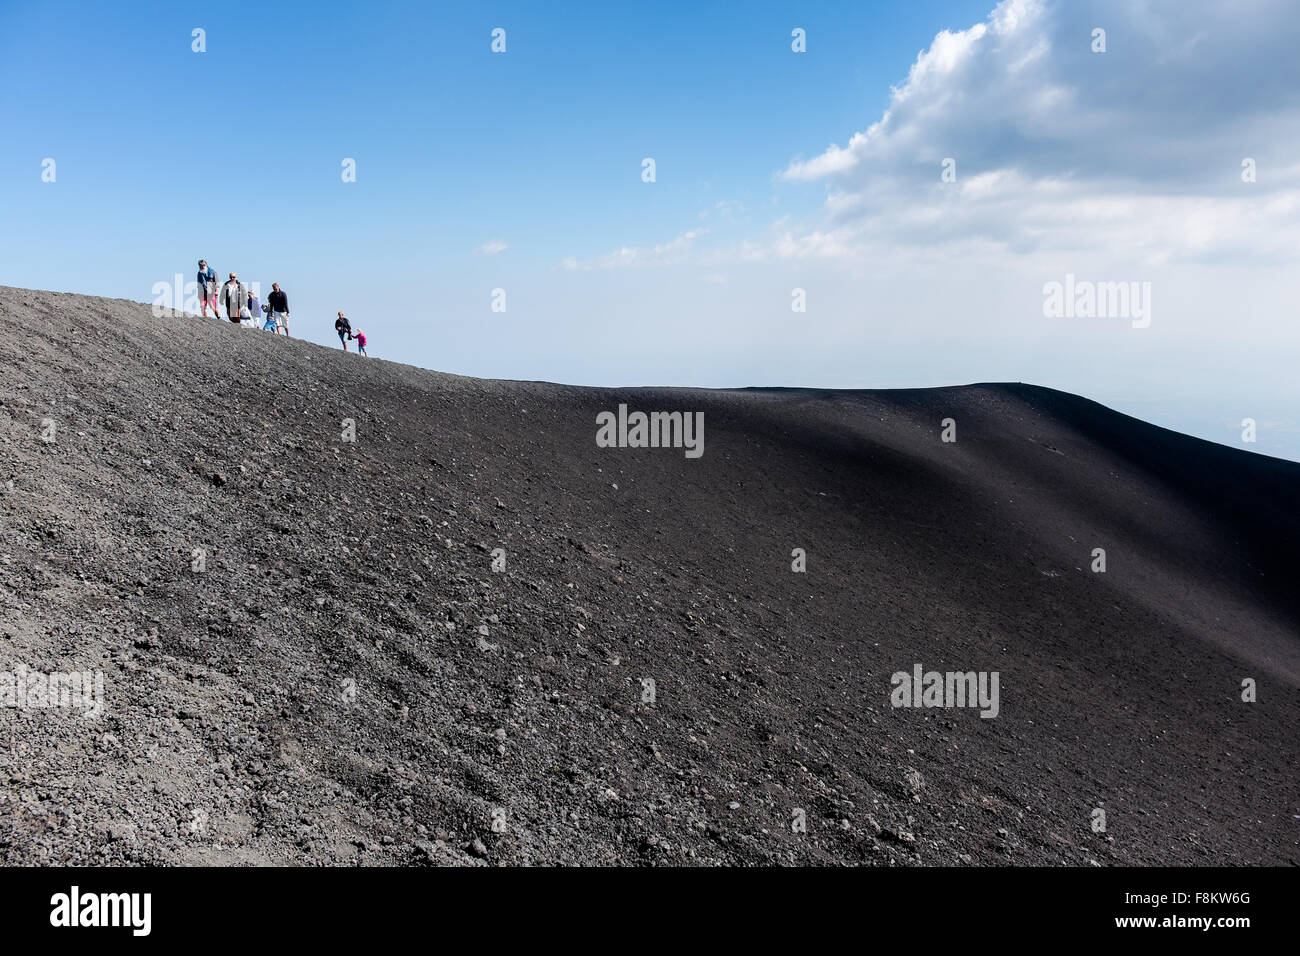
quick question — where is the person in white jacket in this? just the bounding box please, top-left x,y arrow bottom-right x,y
218,274 -> 246,324
245,288 -> 261,328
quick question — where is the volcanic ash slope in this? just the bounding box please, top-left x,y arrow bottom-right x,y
0,286 -> 1296,866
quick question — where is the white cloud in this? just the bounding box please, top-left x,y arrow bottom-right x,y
700,200 -> 746,219
557,1 -> 1300,278
770,0 -> 1300,267
561,229 -> 709,270
782,139 -> 865,182
476,239 -> 508,255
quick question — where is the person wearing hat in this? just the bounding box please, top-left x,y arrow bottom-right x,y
246,286 -> 261,328
218,273 -> 247,324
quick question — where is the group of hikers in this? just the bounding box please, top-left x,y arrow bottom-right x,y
196,259 -> 367,355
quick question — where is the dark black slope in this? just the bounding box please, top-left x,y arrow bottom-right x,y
1,286 -> 1295,866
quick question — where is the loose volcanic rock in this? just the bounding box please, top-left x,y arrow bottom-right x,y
0,286 -> 1296,866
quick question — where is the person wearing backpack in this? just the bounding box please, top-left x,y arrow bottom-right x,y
335,311 -> 352,351
219,273 -> 247,324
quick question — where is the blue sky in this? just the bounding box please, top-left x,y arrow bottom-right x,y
3,0 -> 1299,460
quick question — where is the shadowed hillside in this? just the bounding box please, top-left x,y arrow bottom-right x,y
1,286 -> 1296,866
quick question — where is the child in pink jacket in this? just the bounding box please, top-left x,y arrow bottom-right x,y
355,328 -> 368,356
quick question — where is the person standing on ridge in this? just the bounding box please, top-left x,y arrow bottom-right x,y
354,328 -> 367,356
246,287 -> 261,329
335,311 -> 352,351
267,283 -> 290,337
197,260 -> 218,318
219,273 -> 247,324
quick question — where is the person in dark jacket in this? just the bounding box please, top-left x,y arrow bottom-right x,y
335,312 -> 352,351
267,284 -> 290,337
